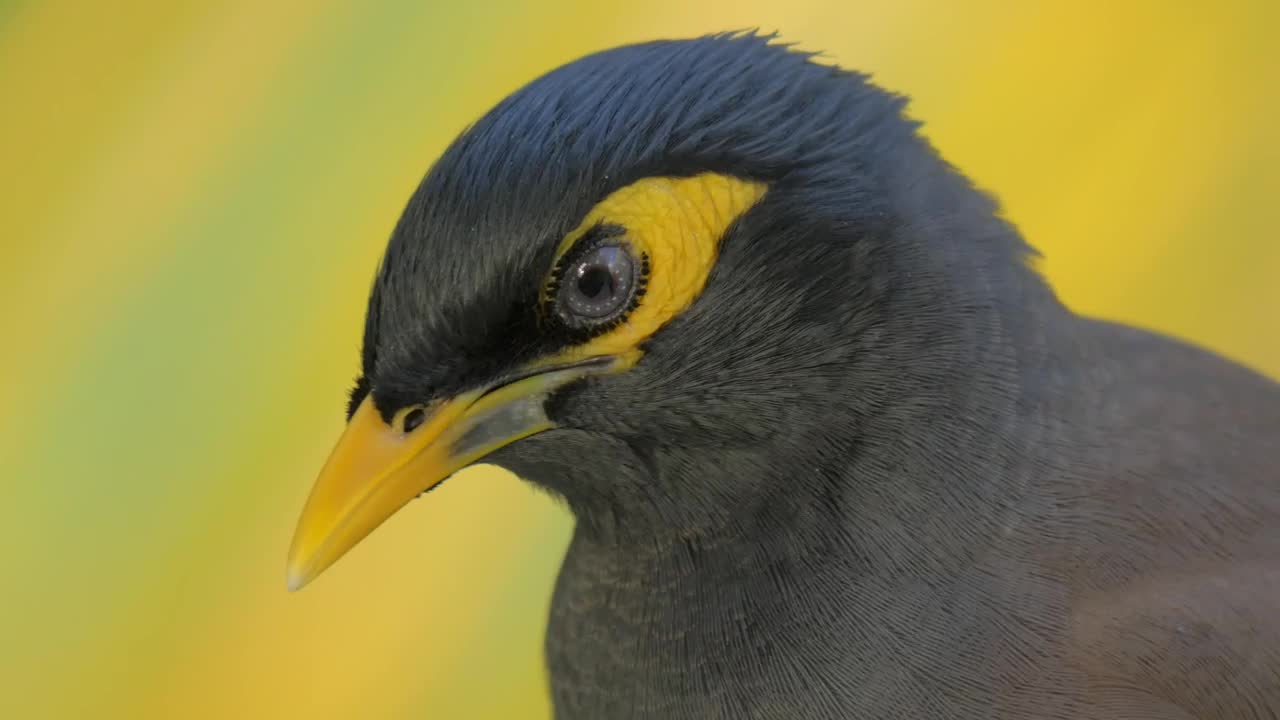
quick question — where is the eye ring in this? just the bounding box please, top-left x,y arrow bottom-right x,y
548,231 -> 646,332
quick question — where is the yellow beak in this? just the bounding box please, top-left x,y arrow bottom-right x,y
286,356 -> 631,591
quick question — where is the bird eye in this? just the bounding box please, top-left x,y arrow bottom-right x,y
555,243 -> 639,327
403,407 -> 426,433
393,405 -> 427,433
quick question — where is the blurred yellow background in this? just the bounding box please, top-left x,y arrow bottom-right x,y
1,1 -> 1276,718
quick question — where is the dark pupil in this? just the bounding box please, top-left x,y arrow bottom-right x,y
558,243 -> 635,322
577,265 -> 613,300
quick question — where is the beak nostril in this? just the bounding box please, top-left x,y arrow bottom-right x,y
403,407 -> 426,433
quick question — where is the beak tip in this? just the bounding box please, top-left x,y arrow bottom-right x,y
286,559 -> 312,593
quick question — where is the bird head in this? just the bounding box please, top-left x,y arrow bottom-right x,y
287,33 -> 1042,590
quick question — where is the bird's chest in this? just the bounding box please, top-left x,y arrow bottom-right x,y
544,543 -> 1079,720
545,567 -> 845,720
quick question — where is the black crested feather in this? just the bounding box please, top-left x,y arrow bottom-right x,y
358,31 -> 1028,420
345,375 -> 370,420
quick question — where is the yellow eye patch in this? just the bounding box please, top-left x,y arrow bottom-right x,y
542,173 -> 767,363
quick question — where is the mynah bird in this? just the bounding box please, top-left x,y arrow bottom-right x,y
287,33 -> 1280,719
